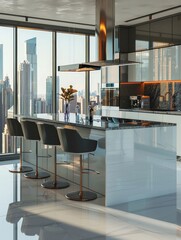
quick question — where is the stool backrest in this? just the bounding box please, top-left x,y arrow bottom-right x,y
21,120 -> 40,141
7,118 -> 23,137
38,123 -> 60,146
57,128 -> 97,154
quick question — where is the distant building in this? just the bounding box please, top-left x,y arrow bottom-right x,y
18,61 -> 31,115
46,76 -> 52,113
46,76 -> 60,113
2,124 -> 13,153
70,94 -> 77,113
0,44 -> 3,81
1,76 -> 13,153
25,37 -> 37,113
34,98 -> 46,113
79,96 -> 86,114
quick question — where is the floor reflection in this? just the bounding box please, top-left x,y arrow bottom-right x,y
0,161 -> 180,240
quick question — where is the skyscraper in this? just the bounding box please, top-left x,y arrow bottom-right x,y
46,76 -> 52,113
46,76 -> 60,113
1,76 -> 13,153
25,37 -> 37,113
18,61 -> 31,115
0,44 -> 3,81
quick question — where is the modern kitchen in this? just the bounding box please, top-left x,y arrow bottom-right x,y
20,0 -> 179,221
0,0 -> 181,239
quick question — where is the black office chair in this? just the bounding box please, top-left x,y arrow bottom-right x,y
6,118 -> 33,173
37,123 -> 70,189
20,120 -> 50,179
57,127 -> 97,201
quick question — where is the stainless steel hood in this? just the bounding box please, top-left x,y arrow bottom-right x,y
58,0 -> 139,72
58,59 -> 140,72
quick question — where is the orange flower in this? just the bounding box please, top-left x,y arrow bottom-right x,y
60,85 -> 77,102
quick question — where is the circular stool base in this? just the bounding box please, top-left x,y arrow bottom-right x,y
65,191 -> 97,201
24,171 -> 50,179
9,166 -> 33,173
41,181 -> 70,189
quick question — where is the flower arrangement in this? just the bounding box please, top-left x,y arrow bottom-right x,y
60,85 -> 77,102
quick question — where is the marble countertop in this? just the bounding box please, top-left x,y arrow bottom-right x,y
20,113 -> 175,131
120,108 -> 181,115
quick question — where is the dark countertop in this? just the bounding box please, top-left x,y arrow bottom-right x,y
120,108 -> 181,115
20,113 -> 175,131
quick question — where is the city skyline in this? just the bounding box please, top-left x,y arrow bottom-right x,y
0,27 -> 100,97
0,27 -> 101,153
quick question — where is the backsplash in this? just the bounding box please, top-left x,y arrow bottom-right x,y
120,81 -> 181,110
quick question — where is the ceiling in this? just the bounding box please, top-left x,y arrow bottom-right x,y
0,0 -> 180,28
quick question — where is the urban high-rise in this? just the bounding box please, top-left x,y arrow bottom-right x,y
1,76 -> 13,153
0,44 -> 3,81
46,76 -> 60,113
18,61 -> 31,116
25,37 -> 37,113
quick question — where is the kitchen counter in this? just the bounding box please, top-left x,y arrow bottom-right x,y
21,113 -> 176,207
102,107 -> 181,156
21,113 -> 175,131
120,108 -> 181,115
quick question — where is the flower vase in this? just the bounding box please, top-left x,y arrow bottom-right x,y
64,101 -> 70,121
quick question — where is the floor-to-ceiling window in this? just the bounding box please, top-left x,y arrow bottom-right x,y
57,32 -> 86,114
89,36 -> 101,113
17,28 -> 53,116
0,22 -> 93,157
0,26 -> 14,154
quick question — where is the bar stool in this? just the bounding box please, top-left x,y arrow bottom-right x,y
6,118 -> 33,173
57,127 -> 97,201
37,123 -> 70,189
20,120 -> 50,179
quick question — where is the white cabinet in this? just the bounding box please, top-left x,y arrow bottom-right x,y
103,109 -> 181,156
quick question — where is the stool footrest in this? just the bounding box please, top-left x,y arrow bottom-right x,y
56,160 -> 71,165
22,150 -> 32,153
82,168 -> 100,174
38,154 -> 51,158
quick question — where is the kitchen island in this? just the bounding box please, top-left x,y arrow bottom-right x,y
21,114 -> 176,206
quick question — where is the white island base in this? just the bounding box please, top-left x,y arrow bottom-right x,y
103,125 -> 176,206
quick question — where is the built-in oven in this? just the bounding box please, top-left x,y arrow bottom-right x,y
101,65 -> 119,107
101,83 -> 119,107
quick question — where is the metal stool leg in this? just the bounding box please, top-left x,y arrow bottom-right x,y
41,146 -> 69,189
9,138 -> 33,173
24,141 -> 50,179
65,154 -> 97,201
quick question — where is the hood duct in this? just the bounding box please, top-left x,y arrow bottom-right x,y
58,0 -> 139,72
95,0 -> 115,62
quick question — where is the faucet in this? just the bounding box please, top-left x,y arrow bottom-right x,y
157,95 -> 165,109
172,91 -> 181,110
164,92 -> 173,110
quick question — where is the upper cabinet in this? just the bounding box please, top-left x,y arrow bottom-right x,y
116,13 -> 181,54
173,15 -> 181,45
127,45 -> 181,82
149,17 -> 173,47
116,12 -> 181,83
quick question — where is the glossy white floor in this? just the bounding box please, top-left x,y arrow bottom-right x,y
0,160 -> 181,240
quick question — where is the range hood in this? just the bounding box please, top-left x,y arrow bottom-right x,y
58,59 -> 139,72
58,0 -> 139,72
